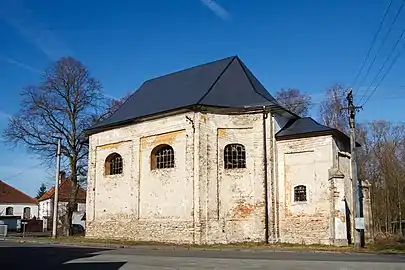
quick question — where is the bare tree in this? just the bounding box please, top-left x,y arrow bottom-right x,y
275,88 -> 312,117
356,120 -> 405,238
319,84 -> 349,133
100,91 -> 133,121
2,57 -> 104,236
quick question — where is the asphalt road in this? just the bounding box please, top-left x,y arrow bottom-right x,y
1,241 -> 405,269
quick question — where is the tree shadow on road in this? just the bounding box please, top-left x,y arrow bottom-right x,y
0,245 -> 126,269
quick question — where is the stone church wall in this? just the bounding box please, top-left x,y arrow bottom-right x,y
86,110 -> 349,245
86,112 -> 196,243
197,112 -> 270,244
276,135 -> 343,245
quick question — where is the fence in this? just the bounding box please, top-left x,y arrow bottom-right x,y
22,219 -> 43,233
0,225 -> 7,240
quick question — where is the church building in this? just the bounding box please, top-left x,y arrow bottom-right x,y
85,56 -> 371,245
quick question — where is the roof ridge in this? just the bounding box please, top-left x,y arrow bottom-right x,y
306,117 -> 334,129
236,57 -> 277,105
37,178 -> 86,202
145,55 -> 236,84
0,180 -> 37,204
196,56 -> 236,105
86,55 -> 292,134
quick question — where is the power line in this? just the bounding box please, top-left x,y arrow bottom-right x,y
356,0 -> 404,95
276,90 -> 405,110
362,41 -> 405,106
360,26 -> 405,104
0,165 -> 41,181
351,0 -> 394,89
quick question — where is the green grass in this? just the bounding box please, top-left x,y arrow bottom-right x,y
10,236 -> 405,253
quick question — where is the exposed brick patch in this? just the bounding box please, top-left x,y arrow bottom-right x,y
87,111 -> 354,246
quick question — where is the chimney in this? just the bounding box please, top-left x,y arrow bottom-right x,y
59,171 -> 66,184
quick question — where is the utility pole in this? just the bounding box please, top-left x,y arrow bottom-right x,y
341,89 -> 364,249
52,137 -> 62,239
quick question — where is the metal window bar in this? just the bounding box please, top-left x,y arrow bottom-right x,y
294,185 -> 307,202
224,144 -> 246,169
109,155 -> 123,175
156,147 -> 174,169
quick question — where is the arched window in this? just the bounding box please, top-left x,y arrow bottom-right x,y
151,144 -> 175,170
5,207 -> 13,215
224,144 -> 246,169
23,207 -> 31,219
105,153 -> 123,175
294,185 -> 307,202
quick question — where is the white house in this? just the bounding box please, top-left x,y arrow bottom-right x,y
38,172 -> 86,229
0,180 -> 38,219
84,56 -> 371,245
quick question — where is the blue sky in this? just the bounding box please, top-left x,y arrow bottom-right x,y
0,0 -> 404,196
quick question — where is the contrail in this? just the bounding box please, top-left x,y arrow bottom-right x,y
0,0 -> 73,59
199,0 -> 230,21
5,58 -> 42,74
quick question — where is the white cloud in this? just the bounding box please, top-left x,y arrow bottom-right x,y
0,0 -> 73,59
199,0 -> 230,21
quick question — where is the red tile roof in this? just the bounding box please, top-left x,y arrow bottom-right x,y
0,180 -> 37,204
38,179 -> 86,203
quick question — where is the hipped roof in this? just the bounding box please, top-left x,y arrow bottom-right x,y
276,117 -> 360,147
88,56 -> 287,134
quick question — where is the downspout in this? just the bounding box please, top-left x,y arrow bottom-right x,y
186,115 -> 196,244
271,113 -> 280,241
268,112 -> 276,242
262,106 -> 269,244
206,132 -> 209,243
92,147 -> 97,223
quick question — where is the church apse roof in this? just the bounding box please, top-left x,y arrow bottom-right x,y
276,117 -> 359,147
88,56 -> 286,134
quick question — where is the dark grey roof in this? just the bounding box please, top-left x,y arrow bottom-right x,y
275,117 -> 335,138
88,56 -> 282,132
275,117 -> 359,147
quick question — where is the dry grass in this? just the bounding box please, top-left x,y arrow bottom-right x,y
366,235 -> 405,253
11,236 -> 405,253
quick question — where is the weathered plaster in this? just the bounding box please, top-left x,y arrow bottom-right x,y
276,135 -> 343,245
86,110 -> 356,245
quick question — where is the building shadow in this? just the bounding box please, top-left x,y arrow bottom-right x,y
0,245 -> 126,269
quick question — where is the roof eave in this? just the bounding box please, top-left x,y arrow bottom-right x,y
276,130 -> 335,140
86,103 -> 292,136
276,129 -> 361,147
0,201 -> 37,204
85,106 -> 197,136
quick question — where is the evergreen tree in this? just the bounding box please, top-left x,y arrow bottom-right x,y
36,183 -> 47,199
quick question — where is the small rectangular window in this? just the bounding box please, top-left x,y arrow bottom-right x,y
294,185 -> 307,202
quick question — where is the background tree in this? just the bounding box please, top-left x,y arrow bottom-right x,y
318,84 -> 349,133
275,88 -> 312,117
2,57 -> 105,236
99,91 -> 133,122
36,183 -> 47,199
360,120 -> 405,237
